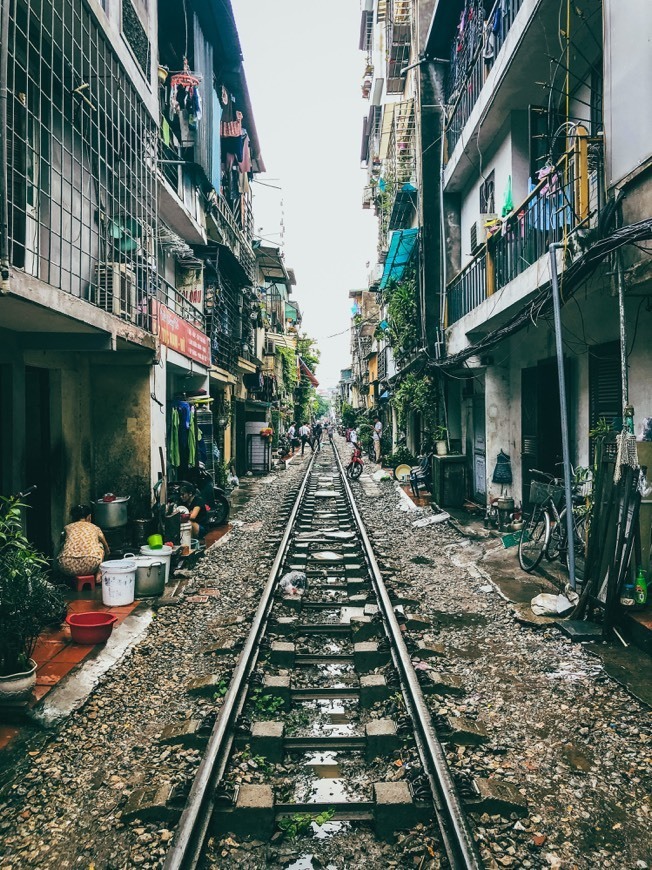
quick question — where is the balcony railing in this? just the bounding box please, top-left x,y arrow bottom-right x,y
446,138 -> 604,325
155,274 -> 206,333
209,193 -> 256,282
447,252 -> 487,326
445,0 -> 524,159
386,0 -> 412,93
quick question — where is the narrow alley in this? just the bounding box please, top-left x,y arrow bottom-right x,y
1,1 -> 652,869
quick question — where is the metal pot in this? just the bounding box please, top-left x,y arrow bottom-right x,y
93,496 -> 130,529
131,555 -> 166,597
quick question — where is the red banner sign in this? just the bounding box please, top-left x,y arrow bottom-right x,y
153,301 -> 211,368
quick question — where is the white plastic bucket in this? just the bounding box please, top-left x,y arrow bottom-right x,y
100,558 -> 136,606
140,544 -> 173,583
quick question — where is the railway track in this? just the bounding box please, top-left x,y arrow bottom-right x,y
164,443 -> 482,870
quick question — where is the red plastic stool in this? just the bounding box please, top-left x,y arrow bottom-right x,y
74,574 -> 96,593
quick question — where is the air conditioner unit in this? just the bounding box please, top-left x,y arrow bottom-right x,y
92,263 -> 137,320
264,337 -> 276,356
469,214 -> 498,254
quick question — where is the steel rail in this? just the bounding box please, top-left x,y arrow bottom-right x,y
333,443 -> 483,870
163,452 -> 317,870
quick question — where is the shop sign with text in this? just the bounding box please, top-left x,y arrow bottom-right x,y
153,301 -> 211,368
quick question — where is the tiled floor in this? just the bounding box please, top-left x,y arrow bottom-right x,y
0,587 -> 139,751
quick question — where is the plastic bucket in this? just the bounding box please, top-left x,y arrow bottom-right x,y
140,544 -> 173,583
100,558 -> 136,606
131,555 -> 166,597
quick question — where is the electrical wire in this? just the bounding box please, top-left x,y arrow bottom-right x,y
432,216 -> 652,371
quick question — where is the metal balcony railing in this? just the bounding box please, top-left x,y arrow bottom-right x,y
446,252 -> 488,326
386,0 -> 412,94
446,138 -> 604,325
155,274 -> 206,333
210,194 -> 256,282
445,0 -> 524,158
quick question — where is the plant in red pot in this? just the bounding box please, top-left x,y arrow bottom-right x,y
0,493 -> 65,706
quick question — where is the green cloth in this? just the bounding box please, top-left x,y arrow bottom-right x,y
169,407 -> 180,467
161,116 -> 171,147
188,411 -> 197,467
501,175 -> 513,217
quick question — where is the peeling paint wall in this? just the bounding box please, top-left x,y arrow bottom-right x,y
91,364 -> 152,518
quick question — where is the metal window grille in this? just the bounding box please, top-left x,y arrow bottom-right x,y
6,0 -> 157,328
386,0 -> 412,94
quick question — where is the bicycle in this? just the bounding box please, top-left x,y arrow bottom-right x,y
518,469 -> 589,573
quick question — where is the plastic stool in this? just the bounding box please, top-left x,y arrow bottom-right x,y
74,574 -> 96,593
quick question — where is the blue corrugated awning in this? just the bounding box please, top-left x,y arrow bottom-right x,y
379,228 -> 419,290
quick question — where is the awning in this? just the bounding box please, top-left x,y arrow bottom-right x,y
299,357 -> 319,387
379,227 -> 419,290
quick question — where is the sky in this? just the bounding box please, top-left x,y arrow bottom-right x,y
232,0 -> 378,389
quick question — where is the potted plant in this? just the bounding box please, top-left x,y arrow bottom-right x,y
433,425 -> 448,456
0,493 -> 65,706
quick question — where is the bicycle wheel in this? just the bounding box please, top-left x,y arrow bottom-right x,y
518,506 -> 550,572
545,509 -> 564,562
558,509 -> 588,566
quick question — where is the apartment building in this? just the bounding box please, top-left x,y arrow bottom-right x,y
355,0 -> 425,448
0,0 -> 284,551
421,0 -> 652,506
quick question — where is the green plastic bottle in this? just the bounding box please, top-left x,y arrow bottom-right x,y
635,568 -> 648,606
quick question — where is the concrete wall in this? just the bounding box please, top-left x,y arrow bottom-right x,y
459,121 -> 512,268
478,278 -> 652,503
91,362 -> 153,519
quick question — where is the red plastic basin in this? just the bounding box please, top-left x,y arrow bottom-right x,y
66,612 -> 118,645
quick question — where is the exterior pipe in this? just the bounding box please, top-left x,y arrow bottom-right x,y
0,0 -> 10,292
549,243 -> 576,590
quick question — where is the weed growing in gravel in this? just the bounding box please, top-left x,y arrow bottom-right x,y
213,679 -> 229,700
251,688 -> 286,717
240,747 -> 273,775
277,809 -> 335,840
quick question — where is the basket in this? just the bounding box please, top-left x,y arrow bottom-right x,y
529,479 -> 564,506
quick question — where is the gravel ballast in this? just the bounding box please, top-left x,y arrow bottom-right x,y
1,444 -> 651,870
348,452 -> 652,870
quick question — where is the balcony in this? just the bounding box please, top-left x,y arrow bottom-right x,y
386,0 -> 412,94
207,193 -> 256,283
154,274 -> 206,334
375,100 -> 416,251
445,0 -> 525,159
446,138 -> 604,326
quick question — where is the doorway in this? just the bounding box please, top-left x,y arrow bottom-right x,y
24,367 -> 52,555
521,359 -> 567,509
472,394 -> 486,502
234,400 -> 247,477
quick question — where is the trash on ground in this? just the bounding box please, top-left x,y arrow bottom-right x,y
412,512 -> 450,527
280,571 -> 308,596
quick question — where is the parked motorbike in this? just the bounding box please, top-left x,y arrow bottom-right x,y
346,445 -> 364,480
168,469 -> 230,529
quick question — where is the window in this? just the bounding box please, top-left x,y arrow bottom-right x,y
122,0 -> 150,77
479,171 -> 495,214
589,341 -> 622,458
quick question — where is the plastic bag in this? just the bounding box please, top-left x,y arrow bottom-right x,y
279,571 -> 308,597
531,592 -> 576,617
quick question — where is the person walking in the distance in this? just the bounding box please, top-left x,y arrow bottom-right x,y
373,416 -> 383,464
299,422 -> 312,456
312,420 -> 323,452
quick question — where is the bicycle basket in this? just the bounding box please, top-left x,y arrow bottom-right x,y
529,479 -> 564,506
